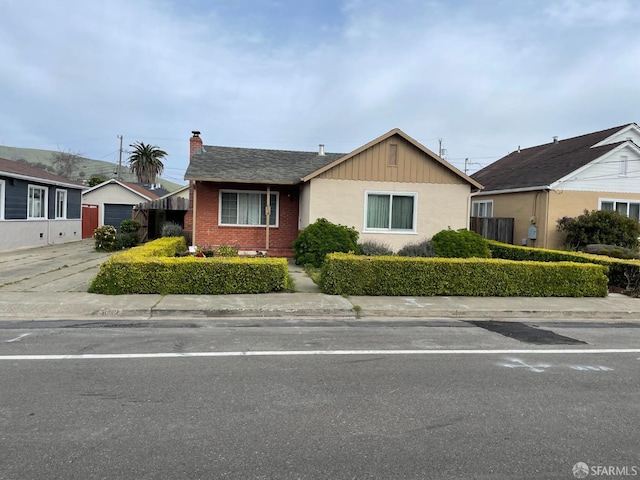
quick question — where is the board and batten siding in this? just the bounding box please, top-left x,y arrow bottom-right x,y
316,136 -> 465,185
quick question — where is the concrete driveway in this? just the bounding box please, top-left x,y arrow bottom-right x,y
0,240 -> 113,292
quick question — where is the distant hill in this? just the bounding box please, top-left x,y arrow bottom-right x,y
0,145 -> 185,192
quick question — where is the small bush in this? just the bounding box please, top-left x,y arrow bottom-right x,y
397,239 -> 435,257
162,222 -> 184,237
358,240 -> 394,256
215,245 -> 239,257
120,219 -> 141,234
94,225 -> 117,252
292,218 -> 359,267
557,209 -> 640,250
431,228 -> 490,258
115,232 -> 139,249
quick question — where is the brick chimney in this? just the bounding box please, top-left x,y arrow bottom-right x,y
190,131 -> 203,159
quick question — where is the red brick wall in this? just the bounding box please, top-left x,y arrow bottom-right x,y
189,182 -> 299,256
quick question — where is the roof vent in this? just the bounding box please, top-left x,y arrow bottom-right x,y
553,136 -> 558,144
319,144 -> 325,156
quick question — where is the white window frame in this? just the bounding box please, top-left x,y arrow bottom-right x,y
472,200 -> 493,218
218,189 -> 279,227
0,180 -> 4,220
363,190 -> 417,234
600,198 -> 640,221
55,189 -> 67,219
28,185 -> 48,220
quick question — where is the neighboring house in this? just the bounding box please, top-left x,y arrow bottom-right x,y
82,179 -> 165,233
0,157 -> 84,251
184,129 -> 482,256
133,185 -> 189,241
471,123 -> 640,249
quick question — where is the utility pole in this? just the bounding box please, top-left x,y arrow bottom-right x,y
438,138 -> 443,157
117,135 -> 123,180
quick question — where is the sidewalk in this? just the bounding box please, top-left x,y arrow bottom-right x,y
1,241 -> 640,322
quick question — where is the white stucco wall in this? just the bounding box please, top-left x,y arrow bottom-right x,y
301,178 -> 471,252
0,219 -> 82,252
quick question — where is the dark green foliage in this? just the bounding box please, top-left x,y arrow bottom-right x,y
88,238 -> 288,294
320,253 -> 608,297
87,176 -> 107,187
115,232 -> 139,249
557,209 -> 640,250
358,240 -> 394,256
291,218 -> 359,267
161,221 -> 184,237
487,240 -> 640,290
93,225 -> 117,252
431,229 -> 490,258
397,239 -> 435,257
120,219 -> 141,234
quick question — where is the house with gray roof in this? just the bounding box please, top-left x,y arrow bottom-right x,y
184,129 -> 482,256
471,123 -> 640,249
0,157 -> 84,251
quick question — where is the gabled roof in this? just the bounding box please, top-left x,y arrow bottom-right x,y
82,179 -> 162,200
0,157 -> 84,189
472,124 -> 636,193
302,128 -> 483,188
184,128 -> 482,188
185,146 -> 344,184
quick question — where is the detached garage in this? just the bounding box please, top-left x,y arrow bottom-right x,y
82,180 -> 162,233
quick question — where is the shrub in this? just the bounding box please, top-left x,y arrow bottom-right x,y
162,221 -> 184,238
431,228 -> 490,258
88,238 -> 288,295
120,219 -> 141,234
397,239 -> 435,257
215,245 -> 239,257
93,225 -> 117,252
115,232 -> 139,249
358,240 -> 394,256
320,253 -> 608,297
557,209 -> 640,250
291,218 -> 359,267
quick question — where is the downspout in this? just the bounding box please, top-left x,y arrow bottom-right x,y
192,181 -> 197,246
265,185 -> 271,251
544,189 -> 550,248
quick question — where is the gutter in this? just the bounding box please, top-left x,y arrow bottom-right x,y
472,185 -> 552,196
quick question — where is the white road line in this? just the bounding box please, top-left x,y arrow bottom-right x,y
5,333 -> 30,343
1,348 -> 640,360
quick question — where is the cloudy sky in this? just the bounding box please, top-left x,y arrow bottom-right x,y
2,0 -> 638,184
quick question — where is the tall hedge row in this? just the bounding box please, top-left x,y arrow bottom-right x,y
320,253 -> 608,297
487,240 -> 640,289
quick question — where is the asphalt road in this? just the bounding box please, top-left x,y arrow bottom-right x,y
1,320 -> 640,479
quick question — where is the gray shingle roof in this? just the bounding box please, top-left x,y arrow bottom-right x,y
472,124 -> 632,192
184,146 -> 345,184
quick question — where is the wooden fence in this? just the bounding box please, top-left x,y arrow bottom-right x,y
470,217 -> 514,244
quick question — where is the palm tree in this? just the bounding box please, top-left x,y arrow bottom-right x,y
128,142 -> 167,185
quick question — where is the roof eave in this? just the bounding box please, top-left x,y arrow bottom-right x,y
186,176 -> 300,186
472,185 -> 552,196
0,171 -> 85,190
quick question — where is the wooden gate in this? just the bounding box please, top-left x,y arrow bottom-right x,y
133,209 -> 150,242
82,204 -> 99,238
470,217 -> 514,244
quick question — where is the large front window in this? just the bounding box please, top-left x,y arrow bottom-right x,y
600,199 -> 640,221
365,191 -> 416,232
220,190 -> 278,226
28,185 -> 47,219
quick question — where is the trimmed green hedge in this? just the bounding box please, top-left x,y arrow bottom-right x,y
88,238 -> 289,295
487,240 -> 640,289
320,253 -> 608,297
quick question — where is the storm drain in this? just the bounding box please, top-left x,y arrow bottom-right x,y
466,321 -> 587,345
